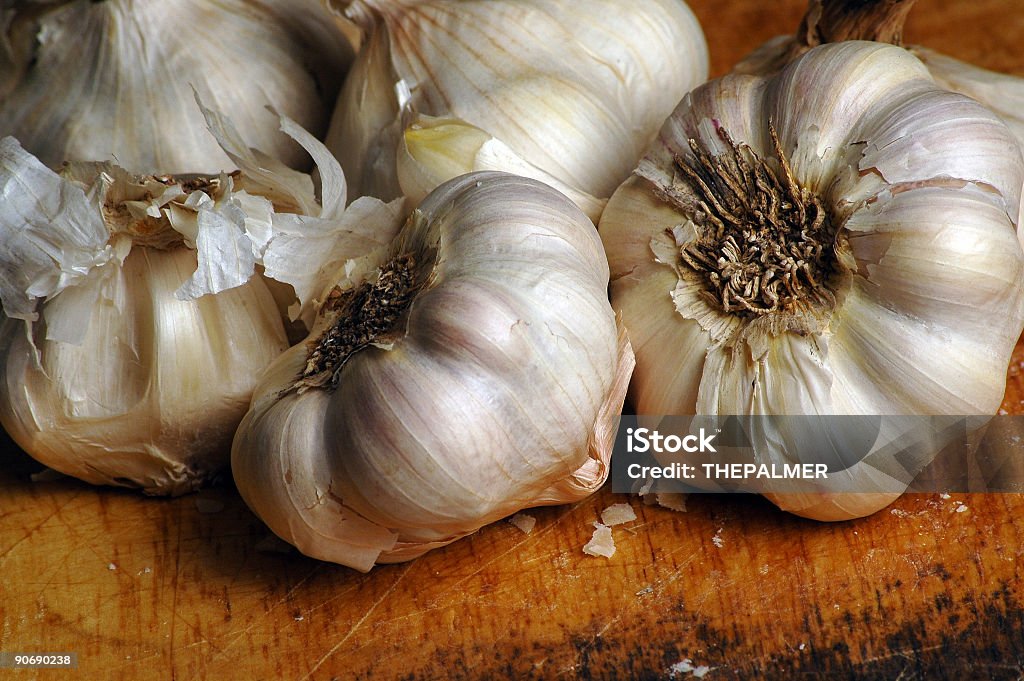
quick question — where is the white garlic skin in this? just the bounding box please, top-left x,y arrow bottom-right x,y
0,0 -> 353,174
600,42 -> 1024,521
0,247 -> 289,496
326,0 -> 708,205
232,172 -> 633,571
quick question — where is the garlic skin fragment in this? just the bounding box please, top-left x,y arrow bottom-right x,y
0,0 -> 353,174
325,0 -> 708,212
600,42 -> 1024,521
231,172 -> 634,571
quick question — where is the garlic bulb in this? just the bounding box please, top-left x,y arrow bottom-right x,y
599,41 -> 1024,520
231,172 -> 634,571
0,142 -> 288,494
0,108 -> 405,495
0,0 -> 353,174
324,0 -> 708,214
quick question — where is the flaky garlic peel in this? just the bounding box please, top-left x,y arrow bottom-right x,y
325,0 -> 708,215
231,172 -> 634,571
599,42 -> 1024,520
0,0 -> 353,174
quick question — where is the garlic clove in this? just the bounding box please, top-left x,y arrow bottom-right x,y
397,114 -> 606,222
1,247 -> 289,495
913,47 -> 1024,148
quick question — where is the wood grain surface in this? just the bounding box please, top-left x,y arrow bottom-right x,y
3,1 -> 1024,679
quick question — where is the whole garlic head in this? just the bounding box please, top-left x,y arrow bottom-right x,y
599,42 -> 1024,520
0,0 -> 353,174
231,172 -> 634,571
325,0 -> 708,212
0,248 -> 287,495
0,141 -> 289,495
0,108 -> 406,495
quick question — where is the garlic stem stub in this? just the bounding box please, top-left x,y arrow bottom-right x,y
0,107 -> 406,495
325,0 -> 708,215
599,41 -> 1024,520
231,172 -> 635,571
0,0 -> 353,174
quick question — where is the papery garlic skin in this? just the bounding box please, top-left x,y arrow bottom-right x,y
326,0 -> 707,211
600,42 -> 1024,520
0,0 -> 353,174
0,248 -> 288,495
232,172 -> 634,571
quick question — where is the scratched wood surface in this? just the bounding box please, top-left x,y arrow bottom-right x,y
3,1 -> 1024,679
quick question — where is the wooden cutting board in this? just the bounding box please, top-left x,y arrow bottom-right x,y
2,1 -> 1024,678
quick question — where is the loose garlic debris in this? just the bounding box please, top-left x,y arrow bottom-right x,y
231,172 -> 634,571
600,42 -> 1024,521
0,107 -> 404,495
0,0 -> 353,174
324,0 -> 708,217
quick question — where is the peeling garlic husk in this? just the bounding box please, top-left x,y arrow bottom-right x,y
0,0 -> 353,174
231,172 -> 635,571
0,107 -> 405,495
599,41 -> 1024,521
324,0 -> 708,215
